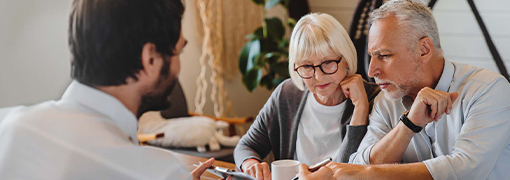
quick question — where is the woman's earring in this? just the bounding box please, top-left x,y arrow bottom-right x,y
346,67 -> 350,73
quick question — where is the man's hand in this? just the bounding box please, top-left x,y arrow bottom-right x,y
191,158 -> 215,180
298,164 -> 335,180
241,159 -> 271,180
191,158 -> 233,180
368,87 -> 458,164
325,162 -> 367,180
408,87 -> 458,127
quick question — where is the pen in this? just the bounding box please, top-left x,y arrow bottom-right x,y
137,133 -> 165,143
292,157 -> 332,180
193,162 -> 235,173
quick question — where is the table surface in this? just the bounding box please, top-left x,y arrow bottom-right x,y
171,151 -> 238,180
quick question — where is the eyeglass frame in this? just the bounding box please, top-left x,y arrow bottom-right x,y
293,55 -> 344,79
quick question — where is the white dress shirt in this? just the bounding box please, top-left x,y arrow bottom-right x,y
295,93 -> 347,165
0,81 -> 191,180
350,60 -> 510,180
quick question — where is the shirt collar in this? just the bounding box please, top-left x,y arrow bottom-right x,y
434,59 -> 455,92
401,59 -> 455,110
61,80 -> 139,144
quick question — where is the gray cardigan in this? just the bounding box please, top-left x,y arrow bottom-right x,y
233,79 -> 379,168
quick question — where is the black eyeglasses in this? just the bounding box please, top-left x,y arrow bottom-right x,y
294,55 -> 343,79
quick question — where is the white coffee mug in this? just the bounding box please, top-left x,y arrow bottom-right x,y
271,159 -> 300,180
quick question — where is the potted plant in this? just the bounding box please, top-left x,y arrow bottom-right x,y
238,0 -> 296,92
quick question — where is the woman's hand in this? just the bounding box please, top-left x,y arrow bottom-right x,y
340,74 -> 370,126
241,159 -> 271,180
298,164 -> 335,180
340,74 -> 369,107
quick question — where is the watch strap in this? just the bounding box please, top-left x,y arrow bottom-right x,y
400,110 -> 423,133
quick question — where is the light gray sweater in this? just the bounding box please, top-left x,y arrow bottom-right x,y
233,79 -> 379,168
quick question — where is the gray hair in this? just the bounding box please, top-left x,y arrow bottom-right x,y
370,0 -> 443,54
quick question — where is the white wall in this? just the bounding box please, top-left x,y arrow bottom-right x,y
309,0 -> 510,74
309,0 -> 358,30
433,0 -> 510,71
0,0 -> 73,107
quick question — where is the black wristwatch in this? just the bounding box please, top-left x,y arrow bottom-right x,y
400,110 -> 423,133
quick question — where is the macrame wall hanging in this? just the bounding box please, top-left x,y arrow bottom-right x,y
194,0 -> 262,117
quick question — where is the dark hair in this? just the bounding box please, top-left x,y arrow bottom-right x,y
69,0 -> 184,86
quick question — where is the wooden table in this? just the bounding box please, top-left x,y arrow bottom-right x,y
171,151 -> 238,180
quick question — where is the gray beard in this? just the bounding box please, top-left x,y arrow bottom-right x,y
381,64 -> 422,101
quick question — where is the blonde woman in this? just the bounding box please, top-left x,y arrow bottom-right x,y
234,13 -> 380,180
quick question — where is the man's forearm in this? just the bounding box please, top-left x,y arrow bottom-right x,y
364,162 -> 433,180
328,162 -> 432,180
369,122 -> 415,164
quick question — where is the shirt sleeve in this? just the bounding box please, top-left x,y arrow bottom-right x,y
0,116 -> 192,180
423,78 -> 510,180
338,125 -> 367,163
349,96 -> 394,165
233,83 -> 282,169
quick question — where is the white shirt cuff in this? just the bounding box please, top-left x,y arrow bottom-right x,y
350,144 -> 374,165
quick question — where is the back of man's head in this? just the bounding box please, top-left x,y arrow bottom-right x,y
69,0 -> 184,86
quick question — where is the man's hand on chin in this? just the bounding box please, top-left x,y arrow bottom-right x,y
408,87 -> 458,127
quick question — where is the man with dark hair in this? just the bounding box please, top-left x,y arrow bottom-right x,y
0,0 -> 215,179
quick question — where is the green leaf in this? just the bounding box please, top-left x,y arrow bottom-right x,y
278,39 -> 289,50
272,61 -> 290,78
265,52 -> 281,64
265,0 -> 280,9
279,0 -> 289,6
260,74 -> 270,87
239,40 -> 261,74
251,0 -> 265,6
245,33 -> 257,40
265,17 -> 285,42
265,52 -> 276,59
260,73 -> 275,89
238,41 -> 252,74
255,27 -> 273,52
245,27 -> 263,41
255,52 -> 267,66
272,77 -> 285,87
260,39 -> 281,53
256,23 -> 281,52
254,27 -> 264,38
287,18 -> 297,29
243,68 -> 262,92
266,80 -> 274,89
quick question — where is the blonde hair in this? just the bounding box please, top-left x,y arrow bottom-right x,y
288,13 -> 357,90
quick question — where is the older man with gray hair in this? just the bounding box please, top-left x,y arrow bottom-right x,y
322,0 -> 510,180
